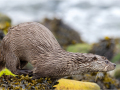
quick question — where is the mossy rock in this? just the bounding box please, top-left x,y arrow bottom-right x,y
79,72 -> 120,90
0,68 -> 55,89
54,78 -> 100,90
111,44 -> 120,63
0,13 -> 11,35
112,52 -> 120,63
89,37 -> 115,60
114,69 -> 120,79
0,13 -> 11,23
67,43 -> 92,53
113,64 -> 120,79
0,68 -> 119,89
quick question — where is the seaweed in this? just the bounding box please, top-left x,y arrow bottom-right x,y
0,68 -> 56,90
81,72 -> 120,90
0,75 -> 56,90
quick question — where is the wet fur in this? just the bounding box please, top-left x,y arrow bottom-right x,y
0,22 -> 116,80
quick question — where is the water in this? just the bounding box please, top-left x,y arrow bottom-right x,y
0,0 -> 120,43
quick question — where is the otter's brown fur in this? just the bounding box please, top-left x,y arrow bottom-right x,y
0,22 -> 116,80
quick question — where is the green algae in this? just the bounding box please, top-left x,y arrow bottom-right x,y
0,68 -> 16,77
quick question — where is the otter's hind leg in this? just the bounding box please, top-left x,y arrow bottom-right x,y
5,52 -> 32,75
5,52 -> 20,75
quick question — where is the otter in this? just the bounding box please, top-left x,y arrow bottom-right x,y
0,22 -> 116,80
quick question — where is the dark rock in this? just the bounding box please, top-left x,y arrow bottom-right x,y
89,37 -> 115,60
42,18 -> 83,48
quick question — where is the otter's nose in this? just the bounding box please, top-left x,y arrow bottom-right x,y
114,64 -> 116,68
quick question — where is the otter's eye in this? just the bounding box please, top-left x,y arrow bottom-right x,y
105,61 -> 109,64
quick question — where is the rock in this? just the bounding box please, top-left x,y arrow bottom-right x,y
66,41 -> 120,89
54,78 -> 100,90
89,37 -> 115,60
111,42 -> 120,63
0,13 -> 11,23
0,13 -> 11,35
112,52 -> 120,63
113,64 -> 120,79
67,43 -> 92,53
114,69 -> 120,79
42,18 -> 83,48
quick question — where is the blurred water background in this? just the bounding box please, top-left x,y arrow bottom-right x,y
0,0 -> 120,43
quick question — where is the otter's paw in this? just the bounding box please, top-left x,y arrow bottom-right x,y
17,69 -> 33,76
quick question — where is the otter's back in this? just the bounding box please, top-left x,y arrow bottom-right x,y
2,22 -> 61,54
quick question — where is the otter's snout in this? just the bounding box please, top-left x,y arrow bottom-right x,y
104,62 -> 116,71
113,64 -> 116,68
108,63 -> 116,71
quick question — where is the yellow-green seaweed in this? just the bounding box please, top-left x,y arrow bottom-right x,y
0,68 -> 16,77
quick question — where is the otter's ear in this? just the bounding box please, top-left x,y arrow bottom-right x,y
92,56 -> 97,60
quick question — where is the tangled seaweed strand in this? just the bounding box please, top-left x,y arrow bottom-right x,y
0,75 -> 57,90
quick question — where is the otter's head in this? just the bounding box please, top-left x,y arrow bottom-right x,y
71,53 -> 116,75
88,55 -> 116,72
